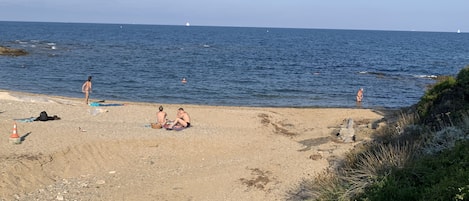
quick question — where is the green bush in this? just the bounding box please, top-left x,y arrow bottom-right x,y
456,65 -> 469,87
358,140 -> 469,201
417,76 -> 456,119
456,65 -> 469,103
416,66 -> 469,129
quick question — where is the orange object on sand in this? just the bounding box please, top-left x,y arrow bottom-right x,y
10,122 -> 19,138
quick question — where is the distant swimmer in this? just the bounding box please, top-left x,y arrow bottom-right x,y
82,76 -> 92,104
181,77 -> 187,84
356,88 -> 364,102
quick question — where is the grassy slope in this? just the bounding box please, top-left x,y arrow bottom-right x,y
290,66 -> 469,201
358,66 -> 469,201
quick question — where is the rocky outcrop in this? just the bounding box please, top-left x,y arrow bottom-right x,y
338,118 -> 355,143
0,46 -> 28,56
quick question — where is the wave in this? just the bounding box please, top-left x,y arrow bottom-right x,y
360,71 -> 440,80
12,40 -> 58,50
413,74 -> 438,79
358,71 -> 386,77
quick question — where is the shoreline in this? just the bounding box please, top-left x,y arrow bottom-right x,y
0,89 -> 394,200
0,88 -> 403,110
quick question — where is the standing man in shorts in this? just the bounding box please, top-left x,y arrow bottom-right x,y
356,88 -> 364,102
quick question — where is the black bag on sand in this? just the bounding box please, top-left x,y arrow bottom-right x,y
39,111 -> 48,121
34,111 -> 61,121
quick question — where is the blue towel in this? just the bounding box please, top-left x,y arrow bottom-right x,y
90,102 -> 125,107
14,117 -> 36,123
89,102 -> 100,107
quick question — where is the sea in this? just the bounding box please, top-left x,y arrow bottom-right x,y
1,21 -> 469,109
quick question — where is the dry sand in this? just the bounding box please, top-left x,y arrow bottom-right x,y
0,90 -> 391,201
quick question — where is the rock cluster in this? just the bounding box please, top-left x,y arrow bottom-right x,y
0,46 -> 28,56
338,118 -> 355,143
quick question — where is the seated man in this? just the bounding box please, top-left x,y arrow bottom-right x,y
169,108 -> 191,129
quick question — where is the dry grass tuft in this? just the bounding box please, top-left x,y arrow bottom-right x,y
338,142 -> 416,199
289,111 -> 429,200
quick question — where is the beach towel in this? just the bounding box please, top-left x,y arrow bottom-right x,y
172,126 -> 187,131
163,122 -> 173,130
90,102 -> 125,107
14,117 -> 36,123
165,124 -> 188,131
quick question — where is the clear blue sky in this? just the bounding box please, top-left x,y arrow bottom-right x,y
1,0 -> 467,32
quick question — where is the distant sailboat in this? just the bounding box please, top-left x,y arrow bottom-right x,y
457,29 -> 461,34
185,22 -> 190,27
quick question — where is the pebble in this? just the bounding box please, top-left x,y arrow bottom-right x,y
96,180 -> 106,185
10,176 -> 109,200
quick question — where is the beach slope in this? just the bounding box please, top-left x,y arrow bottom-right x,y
0,90 -> 387,200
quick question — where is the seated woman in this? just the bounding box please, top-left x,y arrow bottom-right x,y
151,105 -> 167,129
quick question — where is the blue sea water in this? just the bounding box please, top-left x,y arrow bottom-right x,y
1,21 -> 469,109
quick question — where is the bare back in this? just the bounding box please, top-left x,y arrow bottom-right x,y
157,111 -> 167,124
82,81 -> 92,92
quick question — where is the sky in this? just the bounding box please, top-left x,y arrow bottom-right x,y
0,0 -> 467,32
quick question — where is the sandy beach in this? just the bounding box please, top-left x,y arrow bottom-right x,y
0,90 -> 390,201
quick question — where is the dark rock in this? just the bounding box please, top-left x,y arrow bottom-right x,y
0,46 -> 28,56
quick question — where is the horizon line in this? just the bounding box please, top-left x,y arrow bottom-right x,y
0,20 -> 463,34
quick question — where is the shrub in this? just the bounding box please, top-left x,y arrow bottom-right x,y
416,65 -> 469,130
416,76 -> 456,119
359,140 -> 469,201
341,142 -> 416,199
456,65 -> 469,88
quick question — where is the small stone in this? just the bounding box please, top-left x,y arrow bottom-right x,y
309,154 -> 323,160
9,137 -> 21,144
